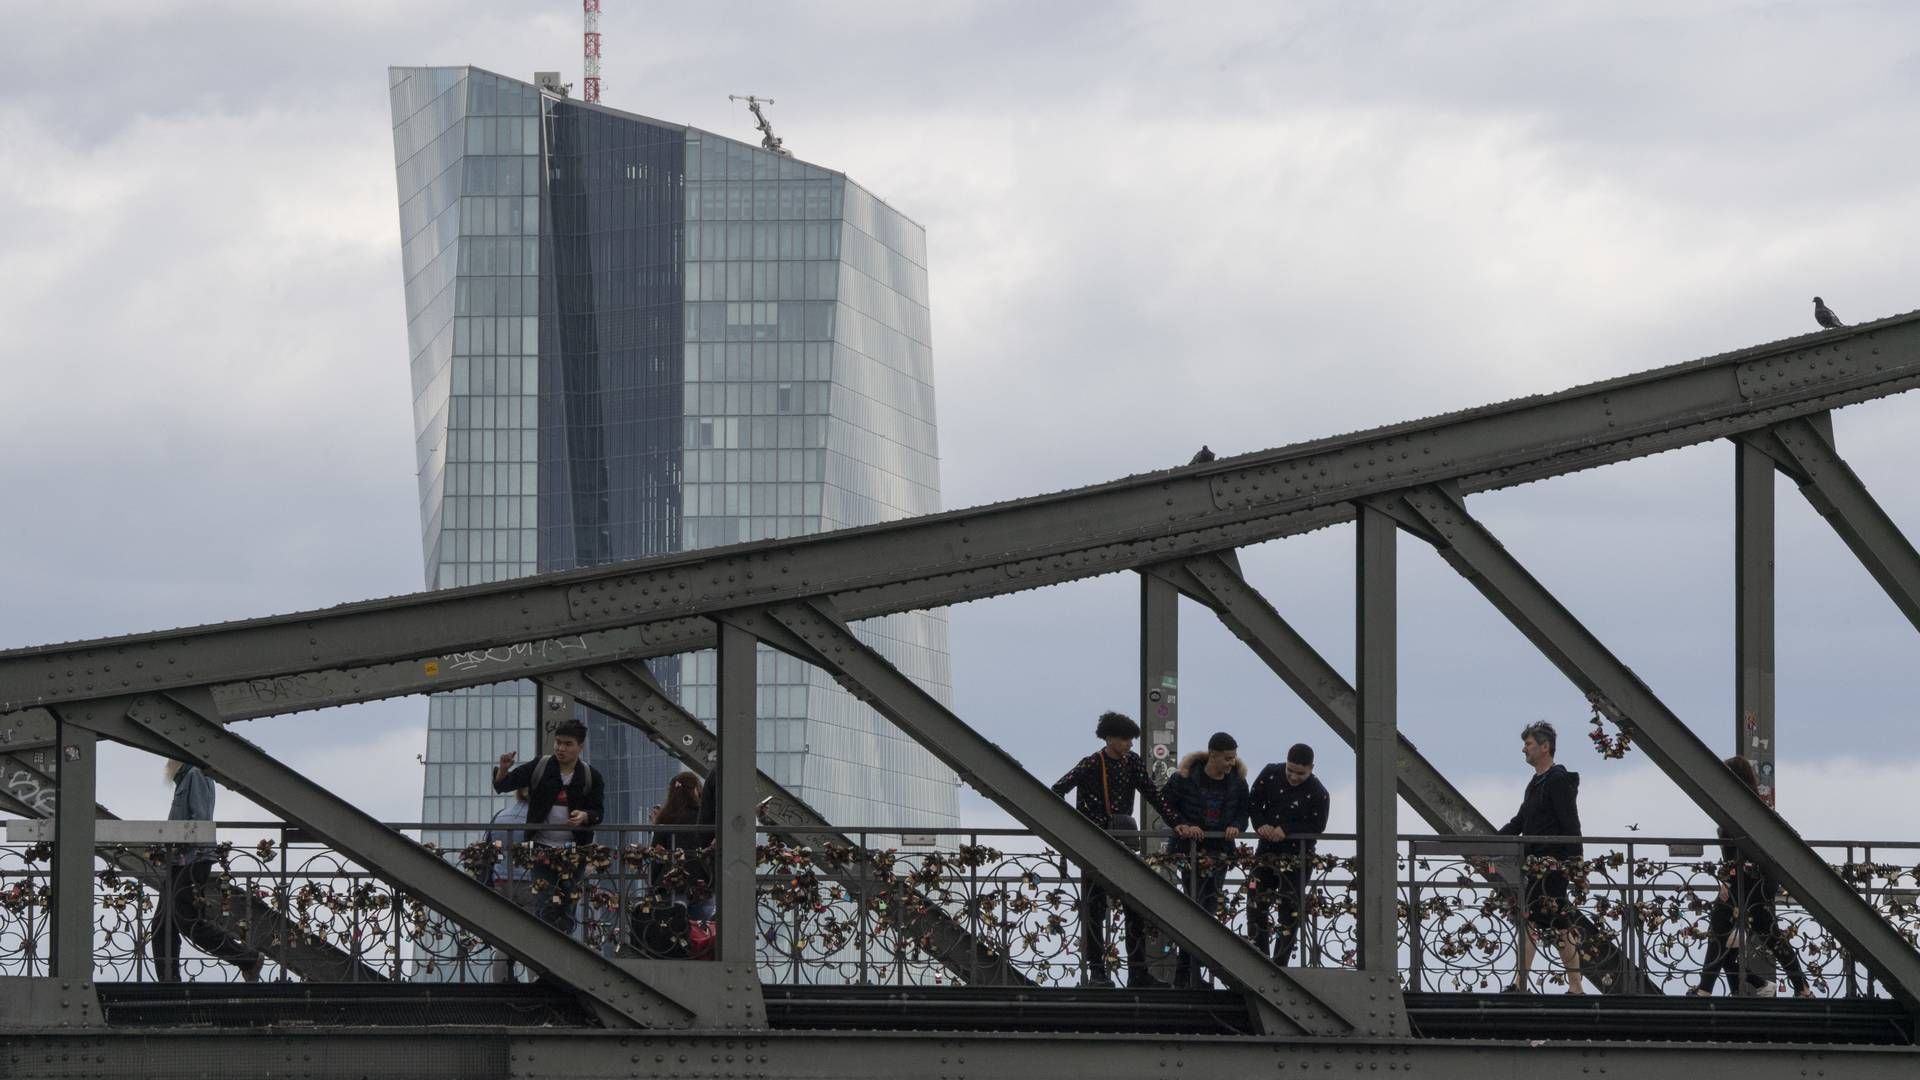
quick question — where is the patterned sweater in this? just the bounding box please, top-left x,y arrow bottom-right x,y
1052,749 -> 1177,829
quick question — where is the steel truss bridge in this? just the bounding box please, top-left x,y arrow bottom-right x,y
6,312 -> 1920,1077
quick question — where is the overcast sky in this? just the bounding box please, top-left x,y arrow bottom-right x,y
3,2 -> 1919,843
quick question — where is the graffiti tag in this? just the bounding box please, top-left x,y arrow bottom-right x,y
2,760 -> 57,816
439,635 -> 591,673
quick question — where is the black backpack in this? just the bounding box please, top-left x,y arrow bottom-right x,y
529,755 -> 596,798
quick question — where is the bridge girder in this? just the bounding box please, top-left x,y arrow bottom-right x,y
3,317 -> 1918,716
0,316 -> 1918,1047
2,1027 -> 1914,1079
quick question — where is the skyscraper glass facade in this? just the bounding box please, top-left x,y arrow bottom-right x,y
388,66 -> 958,842
390,68 -> 544,850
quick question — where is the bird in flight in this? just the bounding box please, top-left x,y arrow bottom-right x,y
1189,445 -> 1216,465
1813,297 -> 1845,330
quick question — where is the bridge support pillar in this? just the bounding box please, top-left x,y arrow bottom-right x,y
1736,440 -> 1778,804
714,621 -> 760,969
51,719 -> 95,982
0,977 -> 103,1028
1355,506 -> 1399,975
1138,573 -> 1179,845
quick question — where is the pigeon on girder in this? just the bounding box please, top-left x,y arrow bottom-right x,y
1814,296 -> 1845,330
1189,445 -> 1216,465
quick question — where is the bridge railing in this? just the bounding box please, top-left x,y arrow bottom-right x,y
1,823 -> 1913,994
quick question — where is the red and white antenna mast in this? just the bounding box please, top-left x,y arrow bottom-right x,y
582,0 -> 603,103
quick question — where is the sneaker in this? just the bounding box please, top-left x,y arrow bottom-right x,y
1128,971 -> 1168,990
1084,971 -> 1115,989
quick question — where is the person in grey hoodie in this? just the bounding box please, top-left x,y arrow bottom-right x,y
154,760 -> 262,982
1496,722 -> 1585,994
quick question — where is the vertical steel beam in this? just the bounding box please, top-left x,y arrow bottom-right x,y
1387,483 -> 1920,1011
51,720 -> 96,980
729,601 -> 1374,1037
1138,574 -> 1180,842
715,620 -> 759,965
1736,441 -> 1778,804
1355,507 -> 1398,974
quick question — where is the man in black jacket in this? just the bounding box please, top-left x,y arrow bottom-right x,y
1052,711 -> 1179,988
494,719 -> 606,935
1162,731 -> 1249,988
1247,742 -> 1329,965
1497,721 -> 1585,994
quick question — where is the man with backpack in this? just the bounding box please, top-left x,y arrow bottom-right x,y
493,718 -> 606,935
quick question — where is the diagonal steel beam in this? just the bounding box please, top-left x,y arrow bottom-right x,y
539,662 -> 1032,987
1382,483 -> 1920,1011
726,599 -> 1381,1037
1151,555 -> 1486,833
86,694 -> 701,1028
0,750 -> 384,983
1746,415 -> 1920,634
7,315 -> 1920,713
1150,554 -> 1651,993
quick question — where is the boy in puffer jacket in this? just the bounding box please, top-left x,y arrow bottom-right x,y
1161,732 -> 1249,988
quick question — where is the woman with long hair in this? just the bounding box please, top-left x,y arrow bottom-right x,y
652,771 -> 703,834
1693,756 -> 1814,998
646,771 -> 713,923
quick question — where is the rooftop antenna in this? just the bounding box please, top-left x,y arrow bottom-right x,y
582,0 -> 602,103
729,94 -> 791,157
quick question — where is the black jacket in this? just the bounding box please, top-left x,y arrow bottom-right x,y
1497,764 -> 1582,860
1052,749 -> 1176,829
1248,765 -> 1330,857
1161,752 -> 1250,852
495,755 -> 607,845
1716,825 -> 1779,902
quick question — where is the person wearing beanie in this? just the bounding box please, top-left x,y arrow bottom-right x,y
1248,742 -> 1330,965
1052,710 -> 1179,989
1161,731 -> 1250,988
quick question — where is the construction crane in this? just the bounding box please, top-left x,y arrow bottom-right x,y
729,94 -> 791,157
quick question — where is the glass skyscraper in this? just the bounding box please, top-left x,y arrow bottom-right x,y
388,66 -> 959,847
